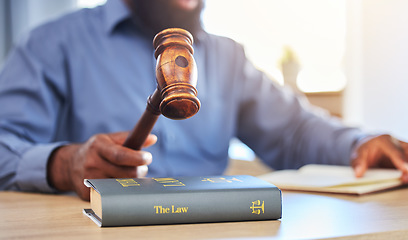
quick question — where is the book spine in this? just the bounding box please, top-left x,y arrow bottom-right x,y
101,188 -> 281,226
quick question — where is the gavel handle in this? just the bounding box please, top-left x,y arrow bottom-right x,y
123,89 -> 161,150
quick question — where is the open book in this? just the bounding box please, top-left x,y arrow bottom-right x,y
259,164 -> 406,195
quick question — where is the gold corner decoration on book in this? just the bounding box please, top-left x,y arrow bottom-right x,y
83,175 -> 282,227
259,164 -> 406,195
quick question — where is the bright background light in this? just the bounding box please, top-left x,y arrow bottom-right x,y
297,68 -> 347,93
77,0 -> 106,8
202,0 -> 347,92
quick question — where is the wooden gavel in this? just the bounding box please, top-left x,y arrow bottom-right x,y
123,28 -> 200,151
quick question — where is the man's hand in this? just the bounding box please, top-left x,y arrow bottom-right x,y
351,134 -> 408,183
47,132 -> 157,200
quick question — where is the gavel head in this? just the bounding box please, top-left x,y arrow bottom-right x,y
153,28 -> 201,120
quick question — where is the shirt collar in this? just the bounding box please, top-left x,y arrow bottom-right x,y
104,0 -> 132,34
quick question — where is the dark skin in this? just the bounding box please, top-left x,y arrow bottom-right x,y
352,134 -> 408,182
47,0 -> 408,201
47,132 -> 156,201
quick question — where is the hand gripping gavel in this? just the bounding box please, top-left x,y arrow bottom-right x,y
123,28 -> 200,155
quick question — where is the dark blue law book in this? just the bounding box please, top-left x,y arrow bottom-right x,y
83,175 -> 282,227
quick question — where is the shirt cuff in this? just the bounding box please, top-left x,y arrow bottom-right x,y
349,133 -> 384,161
16,142 -> 68,193
335,129 -> 369,166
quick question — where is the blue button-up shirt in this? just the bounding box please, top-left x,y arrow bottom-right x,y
0,0 -> 364,193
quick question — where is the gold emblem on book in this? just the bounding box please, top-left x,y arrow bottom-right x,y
201,177 -> 243,183
116,179 -> 141,187
250,200 -> 264,215
153,178 -> 186,187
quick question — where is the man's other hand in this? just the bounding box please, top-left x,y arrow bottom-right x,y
351,134 -> 408,183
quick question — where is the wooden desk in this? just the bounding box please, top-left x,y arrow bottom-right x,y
1,187 -> 407,240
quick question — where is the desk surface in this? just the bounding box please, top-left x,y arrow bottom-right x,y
1,187 -> 408,240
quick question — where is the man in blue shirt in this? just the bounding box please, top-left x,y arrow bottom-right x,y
0,0 -> 407,200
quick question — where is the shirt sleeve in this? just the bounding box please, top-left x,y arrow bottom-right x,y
233,44 -> 367,170
0,28 -> 68,192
